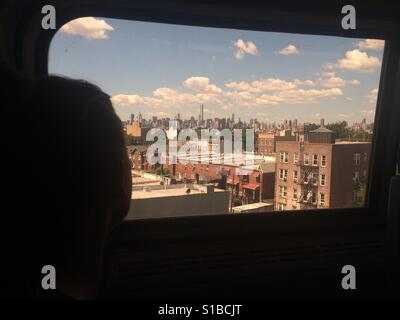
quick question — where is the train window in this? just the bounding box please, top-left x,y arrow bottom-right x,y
48,17 -> 384,219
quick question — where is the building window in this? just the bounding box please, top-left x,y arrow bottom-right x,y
320,174 -> 326,186
294,152 -> 299,164
312,154 -> 318,166
312,172 -> 318,185
293,170 -> 298,182
279,203 -> 286,211
303,189 -> 308,201
279,186 -> 287,198
279,169 -> 288,180
363,152 -> 368,162
321,155 -> 327,167
354,153 -> 361,165
280,151 -> 289,163
293,188 -> 298,199
304,154 -> 309,165
303,171 -> 309,184
320,193 -> 325,206
312,192 -> 317,204
352,190 -> 359,203
353,171 -> 360,183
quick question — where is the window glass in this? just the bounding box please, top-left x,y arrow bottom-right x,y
49,17 -> 383,217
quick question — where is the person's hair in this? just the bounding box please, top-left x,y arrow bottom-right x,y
24,76 -> 131,288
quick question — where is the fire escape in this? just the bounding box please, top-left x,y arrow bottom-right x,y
295,142 -> 319,209
352,173 -> 362,206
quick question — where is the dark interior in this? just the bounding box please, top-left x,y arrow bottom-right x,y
1,0 -> 399,300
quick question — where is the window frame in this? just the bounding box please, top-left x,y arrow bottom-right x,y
312,154 -> 318,166
279,169 -> 288,181
320,192 -> 325,206
320,173 -> 326,187
293,152 -> 299,164
18,0 -> 400,231
280,151 -> 289,163
293,170 -> 298,182
321,155 -> 327,167
304,154 -> 309,165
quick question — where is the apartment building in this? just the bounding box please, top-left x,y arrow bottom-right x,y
257,131 -> 295,156
130,146 -> 276,206
274,126 -> 371,211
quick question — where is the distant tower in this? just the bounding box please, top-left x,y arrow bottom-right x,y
130,113 -> 135,124
320,118 -> 325,127
232,113 -> 235,123
293,118 -> 298,130
201,104 -> 204,123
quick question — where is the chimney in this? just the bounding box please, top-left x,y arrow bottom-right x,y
320,118 -> 325,127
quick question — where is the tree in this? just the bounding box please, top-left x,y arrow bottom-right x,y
125,134 -> 136,146
326,121 -> 350,139
358,183 -> 366,205
155,167 -> 169,176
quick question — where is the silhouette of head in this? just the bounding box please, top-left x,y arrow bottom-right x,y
23,75 -> 131,298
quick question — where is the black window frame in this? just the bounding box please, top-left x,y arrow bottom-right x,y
12,0 -> 400,238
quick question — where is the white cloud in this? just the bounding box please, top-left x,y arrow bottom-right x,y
271,88 -> 343,105
251,78 -> 298,92
323,49 -> 381,73
183,77 -> 222,94
338,113 -> 349,118
318,76 -> 360,88
317,71 -> 336,77
356,39 -> 384,51
275,44 -> 299,55
112,75 -> 344,112
225,81 -> 251,91
60,17 -> 114,39
203,108 -> 217,115
294,79 -> 315,86
233,39 -> 259,60
367,88 -> 378,103
146,111 -> 171,118
111,94 -> 145,107
361,109 -> 375,118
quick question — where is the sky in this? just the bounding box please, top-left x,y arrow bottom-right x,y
48,17 -> 384,124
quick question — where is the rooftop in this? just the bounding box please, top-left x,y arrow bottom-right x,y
310,126 -> 333,133
232,202 -> 273,213
131,185 -> 225,199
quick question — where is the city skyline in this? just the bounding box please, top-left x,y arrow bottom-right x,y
49,17 -> 384,123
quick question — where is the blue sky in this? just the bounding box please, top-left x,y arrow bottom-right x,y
49,17 -> 384,124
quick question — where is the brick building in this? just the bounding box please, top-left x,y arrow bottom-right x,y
130,146 -> 276,206
258,131 -> 296,156
274,126 -> 371,211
